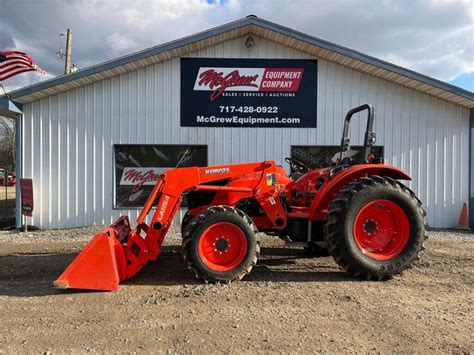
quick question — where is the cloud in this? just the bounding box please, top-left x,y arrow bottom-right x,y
382,25 -> 474,81
0,0 -> 472,92
106,34 -> 140,56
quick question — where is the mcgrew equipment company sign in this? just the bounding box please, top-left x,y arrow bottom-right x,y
181,58 -> 317,128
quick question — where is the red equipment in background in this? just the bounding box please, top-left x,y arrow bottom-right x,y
8,173 -> 15,186
55,104 -> 427,291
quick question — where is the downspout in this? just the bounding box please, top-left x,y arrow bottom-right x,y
15,112 -> 22,229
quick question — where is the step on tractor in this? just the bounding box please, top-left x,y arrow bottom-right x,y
55,104 -> 427,291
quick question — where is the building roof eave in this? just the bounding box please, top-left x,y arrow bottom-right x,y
0,97 -> 23,118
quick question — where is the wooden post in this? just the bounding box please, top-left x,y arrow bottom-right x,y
64,28 -> 72,75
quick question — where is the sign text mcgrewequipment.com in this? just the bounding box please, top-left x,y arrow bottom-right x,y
181,58 -> 317,128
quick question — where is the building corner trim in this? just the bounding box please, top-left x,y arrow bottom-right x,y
469,108 -> 474,230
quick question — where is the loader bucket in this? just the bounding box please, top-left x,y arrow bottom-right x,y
54,228 -> 127,291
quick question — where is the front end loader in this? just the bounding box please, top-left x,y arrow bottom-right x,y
55,104 -> 426,291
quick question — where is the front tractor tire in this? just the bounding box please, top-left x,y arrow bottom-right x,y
180,211 -> 194,236
182,206 -> 260,283
324,176 -> 426,280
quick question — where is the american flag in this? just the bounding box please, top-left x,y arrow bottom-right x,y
0,51 -> 46,81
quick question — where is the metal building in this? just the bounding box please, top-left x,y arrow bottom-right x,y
1,15 -> 473,229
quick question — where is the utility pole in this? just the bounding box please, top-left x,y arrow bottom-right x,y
64,28 -> 72,75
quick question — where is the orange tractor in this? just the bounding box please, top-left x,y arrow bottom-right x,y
55,104 -> 426,291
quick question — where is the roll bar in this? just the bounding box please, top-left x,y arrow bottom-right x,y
339,104 -> 376,163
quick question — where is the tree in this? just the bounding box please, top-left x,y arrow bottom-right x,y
0,117 -> 15,170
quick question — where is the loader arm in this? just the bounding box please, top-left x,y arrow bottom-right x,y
54,161 -> 283,291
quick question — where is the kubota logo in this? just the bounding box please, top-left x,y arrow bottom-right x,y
158,195 -> 170,221
193,67 -> 304,101
205,167 -> 231,175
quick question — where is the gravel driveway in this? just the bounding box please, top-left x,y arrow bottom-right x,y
0,226 -> 472,353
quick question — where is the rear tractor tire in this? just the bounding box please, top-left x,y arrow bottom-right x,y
182,206 -> 260,283
324,176 -> 427,280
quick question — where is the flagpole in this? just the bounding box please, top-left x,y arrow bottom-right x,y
0,81 -> 12,101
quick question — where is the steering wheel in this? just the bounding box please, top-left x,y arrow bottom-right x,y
285,157 -> 310,175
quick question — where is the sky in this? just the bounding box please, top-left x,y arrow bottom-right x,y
0,0 -> 473,93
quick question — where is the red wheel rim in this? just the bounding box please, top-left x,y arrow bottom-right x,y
353,199 -> 410,260
198,222 -> 247,271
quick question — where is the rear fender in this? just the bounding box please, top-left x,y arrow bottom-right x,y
309,164 -> 411,221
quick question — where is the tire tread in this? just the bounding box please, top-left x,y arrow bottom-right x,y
181,205 -> 260,283
323,175 -> 427,280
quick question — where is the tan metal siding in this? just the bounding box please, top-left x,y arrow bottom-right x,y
21,35 -> 469,228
